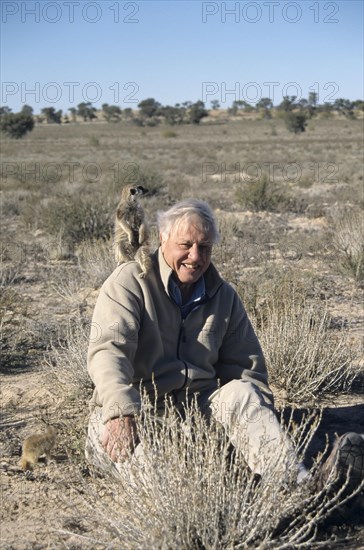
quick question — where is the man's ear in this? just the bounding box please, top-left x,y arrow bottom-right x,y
160,233 -> 167,249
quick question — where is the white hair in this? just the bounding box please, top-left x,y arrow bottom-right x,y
157,199 -> 220,243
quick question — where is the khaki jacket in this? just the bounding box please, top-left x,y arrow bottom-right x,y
87,248 -> 273,423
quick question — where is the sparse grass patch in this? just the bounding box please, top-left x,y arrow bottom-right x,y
166,175 -> 192,201
0,286 -> 27,334
20,192 -> 44,230
50,265 -> 86,304
2,118 -> 364,548
236,266 -> 312,321
297,177 -> 314,189
0,192 -> 23,216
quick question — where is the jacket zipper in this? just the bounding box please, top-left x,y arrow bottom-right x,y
177,318 -> 189,389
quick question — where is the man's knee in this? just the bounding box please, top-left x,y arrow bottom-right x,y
210,380 -> 276,426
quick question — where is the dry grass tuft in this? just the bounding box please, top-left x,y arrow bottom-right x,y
77,239 -> 116,289
45,316 -> 93,398
255,298 -> 356,402
233,268 -> 356,402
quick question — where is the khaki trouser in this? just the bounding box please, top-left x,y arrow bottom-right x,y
85,379 -> 306,481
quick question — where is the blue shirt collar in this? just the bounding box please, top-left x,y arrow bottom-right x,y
168,276 -> 206,318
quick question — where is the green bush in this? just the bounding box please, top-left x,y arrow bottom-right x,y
284,112 -> 308,134
162,130 -> 177,138
89,135 -> 100,147
0,112 -> 34,139
235,175 -> 306,213
41,193 -> 113,244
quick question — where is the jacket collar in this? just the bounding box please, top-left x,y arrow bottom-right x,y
157,247 -> 223,299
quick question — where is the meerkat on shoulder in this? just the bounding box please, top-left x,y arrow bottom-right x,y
113,184 -> 152,278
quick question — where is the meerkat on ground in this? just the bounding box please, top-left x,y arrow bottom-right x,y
114,184 -> 152,277
19,426 -> 57,471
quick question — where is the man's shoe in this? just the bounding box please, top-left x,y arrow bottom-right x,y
318,432 -> 364,493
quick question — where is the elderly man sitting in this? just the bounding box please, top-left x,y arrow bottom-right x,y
85,198 -> 364,494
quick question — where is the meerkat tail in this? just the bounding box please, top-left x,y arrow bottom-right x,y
135,246 -> 152,278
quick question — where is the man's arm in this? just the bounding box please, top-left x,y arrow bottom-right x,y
87,265 -> 144,423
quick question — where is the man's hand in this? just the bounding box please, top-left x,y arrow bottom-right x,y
102,415 -> 138,462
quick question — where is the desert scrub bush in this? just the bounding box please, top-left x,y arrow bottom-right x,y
89,135 -> 100,147
77,239 -> 116,288
328,207 -> 364,284
45,316 -> 93,398
235,175 -> 306,213
166,175 -> 192,201
235,268 -> 355,401
50,265 -> 87,305
0,287 -> 27,344
284,112 -> 308,134
254,297 -> 356,402
0,111 -> 34,139
161,129 -> 177,138
40,192 -> 114,244
236,267 -> 313,322
0,265 -> 32,369
49,241 -> 115,305
0,253 -> 25,320
135,166 -> 165,196
61,397 -> 360,549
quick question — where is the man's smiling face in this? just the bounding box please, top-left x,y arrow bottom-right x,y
160,217 -> 213,288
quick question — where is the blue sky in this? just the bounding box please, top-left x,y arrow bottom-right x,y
1,0 -> 363,113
